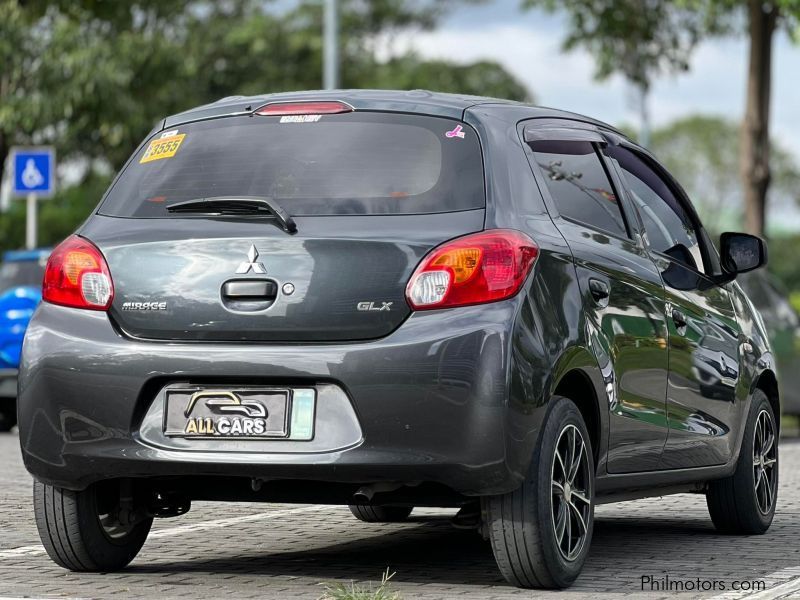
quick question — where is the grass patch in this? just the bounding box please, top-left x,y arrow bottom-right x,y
319,569 -> 402,600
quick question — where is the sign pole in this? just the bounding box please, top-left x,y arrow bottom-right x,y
26,192 -> 38,250
323,0 -> 339,89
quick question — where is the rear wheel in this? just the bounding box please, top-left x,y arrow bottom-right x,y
484,396 -> 594,589
33,480 -> 152,571
706,389 -> 778,534
348,505 -> 413,523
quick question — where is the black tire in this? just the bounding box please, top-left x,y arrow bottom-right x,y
483,396 -> 595,589
0,403 -> 16,432
348,504 -> 413,522
33,480 -> 152,571
707,389 -> 778,534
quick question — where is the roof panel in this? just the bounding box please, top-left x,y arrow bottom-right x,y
161,89 -> 622,136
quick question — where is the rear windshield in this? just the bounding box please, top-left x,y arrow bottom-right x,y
0,260 -> 45,294
99,112 -> 485,217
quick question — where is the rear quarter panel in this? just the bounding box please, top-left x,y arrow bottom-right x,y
731,280 -> 778,418
467,106 -> 610,481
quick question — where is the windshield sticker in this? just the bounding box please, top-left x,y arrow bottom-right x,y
280,115 -> 322,123
445,125 -> 465,139
140,132 -> 186,164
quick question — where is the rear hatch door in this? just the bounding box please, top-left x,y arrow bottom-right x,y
86,108 -> 486,342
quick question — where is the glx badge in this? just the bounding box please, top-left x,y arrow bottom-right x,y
236,245 -> 267,274
357,301 -> 392,312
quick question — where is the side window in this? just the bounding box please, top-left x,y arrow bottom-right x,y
608,146 -> 707,274
529,140 -> 628,239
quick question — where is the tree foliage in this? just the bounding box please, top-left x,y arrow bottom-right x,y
521,0 -> 799,91
0,0 -> 196,175
1,0 -> 528,176
358,54 -> 530,100
647,115 -> 800,233
520,0 -> 709,91
521,0 -> 800,237
0,0 -> 530,252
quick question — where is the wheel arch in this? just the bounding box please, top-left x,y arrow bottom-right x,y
553,369 -> 601,465
547,346 -> 608,469
753,368 -> 780,433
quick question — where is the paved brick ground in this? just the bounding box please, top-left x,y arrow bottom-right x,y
1,432 -> 799,599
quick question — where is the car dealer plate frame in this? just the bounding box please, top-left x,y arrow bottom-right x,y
162,386 -> 316,440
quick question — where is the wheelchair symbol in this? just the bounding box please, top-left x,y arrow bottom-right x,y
21,159 -> 44,189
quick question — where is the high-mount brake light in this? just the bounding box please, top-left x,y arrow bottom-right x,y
406,229 -> 539,310
42,235 -> 114,311
254,101 -> 353,116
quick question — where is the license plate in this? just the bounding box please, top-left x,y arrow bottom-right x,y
163,387 -> 314,440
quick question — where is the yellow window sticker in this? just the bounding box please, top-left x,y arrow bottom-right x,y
140,133 -> 186,164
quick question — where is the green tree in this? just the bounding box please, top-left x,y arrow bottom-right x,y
520,0 -> 707,91
0,0 -> 199,181
178,0 -> 530,102
355,54 -> 531,100
1,0 -> 529,182
521,0 -> 709,146
716,0 -> 800,238
521,0 -> 800,238
1,0 -> 531,252
646,115 -> 800,233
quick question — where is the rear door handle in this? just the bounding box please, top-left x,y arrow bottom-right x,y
672,308 -> 687,329
588,279 -> 610,305
222,279 -> 277,299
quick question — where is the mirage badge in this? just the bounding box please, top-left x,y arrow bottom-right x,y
122,301 -> 167,311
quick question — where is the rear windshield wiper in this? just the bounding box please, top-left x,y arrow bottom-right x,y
166,196 -> 297,233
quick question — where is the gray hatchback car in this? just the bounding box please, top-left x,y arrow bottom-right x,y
19,90 -> 777,589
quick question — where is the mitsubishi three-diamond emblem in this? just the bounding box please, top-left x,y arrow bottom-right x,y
236,245 -> 267,274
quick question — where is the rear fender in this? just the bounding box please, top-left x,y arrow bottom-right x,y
503,234 -> 609,486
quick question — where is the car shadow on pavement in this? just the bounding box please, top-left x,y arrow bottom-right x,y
132,516 -> 506,586
124,510 -> 789,587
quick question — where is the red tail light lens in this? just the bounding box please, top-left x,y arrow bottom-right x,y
406,230 -> 539,310
43,235 -> 114,311
254,101 -> 353,116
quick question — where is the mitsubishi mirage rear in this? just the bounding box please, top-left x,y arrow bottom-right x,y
18,93 -> 546,579
18,91 -> 781,589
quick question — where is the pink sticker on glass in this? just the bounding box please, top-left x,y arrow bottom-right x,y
445,125 -> 465,139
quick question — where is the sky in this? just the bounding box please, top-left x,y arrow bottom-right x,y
390,0 -> 800,158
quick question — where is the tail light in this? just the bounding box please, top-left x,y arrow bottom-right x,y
43,235 -> 114,311
254,101 -> 353,116
406,229 -> 539,310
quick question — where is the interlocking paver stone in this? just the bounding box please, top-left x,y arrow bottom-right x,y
1,432 -> 799,599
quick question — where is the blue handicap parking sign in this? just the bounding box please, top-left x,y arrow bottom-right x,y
12,147 -> 55,197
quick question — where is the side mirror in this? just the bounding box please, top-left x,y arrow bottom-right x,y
720,232 -> 768,277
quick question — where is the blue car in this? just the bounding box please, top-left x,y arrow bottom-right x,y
0,249 -> 49,431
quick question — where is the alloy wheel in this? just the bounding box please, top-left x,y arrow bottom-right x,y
550,424 -> 592,561
752,409 -> 777,515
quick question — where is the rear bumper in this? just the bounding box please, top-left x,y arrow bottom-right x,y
0,369 -> 17,398
18,300 -> 535,497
